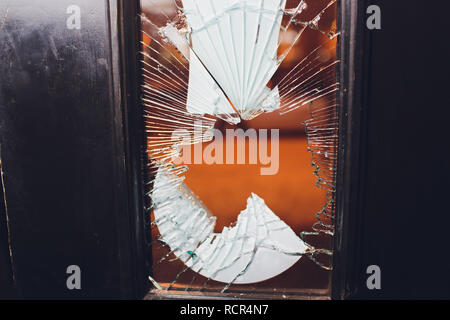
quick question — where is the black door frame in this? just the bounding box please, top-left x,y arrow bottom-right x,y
332,0 -> 372,300
0,0 -> 371,299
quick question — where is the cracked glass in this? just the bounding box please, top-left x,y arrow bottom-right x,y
140,0 -> 339,298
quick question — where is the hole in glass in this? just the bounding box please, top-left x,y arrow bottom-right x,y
140,0 -> 339,298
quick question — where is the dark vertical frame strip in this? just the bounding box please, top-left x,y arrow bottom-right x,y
113,0 -> 151,298
106,0 -> 150,298
0,151 -> 16,298
332,0 -> 372,300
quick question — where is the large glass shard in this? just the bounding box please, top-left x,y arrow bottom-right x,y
182,0 -> 287,119
153,167 -> 307,288
141,0 -> 339,297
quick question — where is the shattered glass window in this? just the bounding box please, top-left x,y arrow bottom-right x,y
140,0 -> 339,298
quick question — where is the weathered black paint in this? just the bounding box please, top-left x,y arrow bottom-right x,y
0,0 -> 148,299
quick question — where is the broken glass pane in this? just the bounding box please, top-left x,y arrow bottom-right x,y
140,0 -> 339,297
